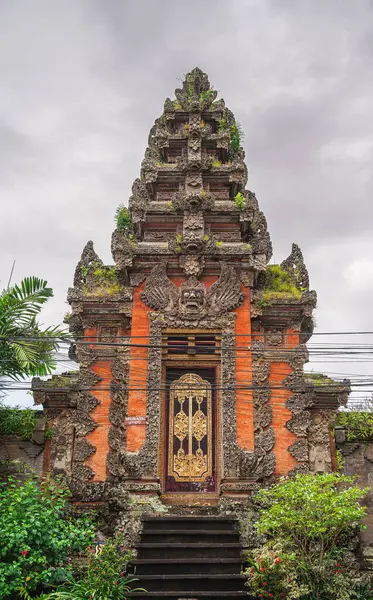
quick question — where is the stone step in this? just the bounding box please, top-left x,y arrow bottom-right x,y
135,573 -> 246,593
142,515 -> 237,533
136,543 -> 242,560
127,592 -> 248,598
141,530 -> 240,544
132,558 -> 243,576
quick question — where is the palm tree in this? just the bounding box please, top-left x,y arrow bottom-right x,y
0,277 -> 70,390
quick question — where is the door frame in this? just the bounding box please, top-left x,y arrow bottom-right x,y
159,358 -> 222,504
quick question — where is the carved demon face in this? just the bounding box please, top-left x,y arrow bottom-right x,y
179,277 -> 206,314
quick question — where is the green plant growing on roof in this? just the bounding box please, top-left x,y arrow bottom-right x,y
234,191 -> 246,210
81,262 -> 121,297
230,123 -> 241,151
212,158 -> 222,168
80,265 -> 88,281
216,240 -> 223,248
199,89 -> 215,103
128,233 -> 137,249
259,264 -> 302,308
115,204 -> 132,233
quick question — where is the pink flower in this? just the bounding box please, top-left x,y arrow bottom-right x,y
21,550 -> 27,556
263,582 -> 267,586
261,567 -> 266,572
275,558 -> 281,564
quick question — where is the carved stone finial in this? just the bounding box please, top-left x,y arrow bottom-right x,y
281,243 -> 309,291
174,68 -> 218,111
73,241 -> 102,287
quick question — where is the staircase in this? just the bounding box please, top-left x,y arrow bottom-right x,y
128,515 -> 247,599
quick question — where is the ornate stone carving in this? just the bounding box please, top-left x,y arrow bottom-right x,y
179,255 -> 205,277
172,190 -> 214,213
240,450 -> 276,479
73,241 -> 103,288
281,243 -> 309,291
140,261 -> 245,319
128,178 -> 150,226
174,67 -> 218,111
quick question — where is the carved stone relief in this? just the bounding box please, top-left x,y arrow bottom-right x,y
140,261 -> 245,319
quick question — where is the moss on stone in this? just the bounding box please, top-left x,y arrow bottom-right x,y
41,371 -> 79,388
258,265 -> 302,308
305,372 -> 336,387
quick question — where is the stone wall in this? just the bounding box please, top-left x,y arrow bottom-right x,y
335,426 -> 373,567
0,416 -> 45,480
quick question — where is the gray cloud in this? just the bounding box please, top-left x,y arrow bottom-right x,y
1,0 -> 373,405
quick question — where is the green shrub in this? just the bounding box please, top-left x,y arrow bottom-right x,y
336,410 -> 373,441
115,205 -> 132,232
0,477 -> 94,599
245,473 -> 369,600
0,406 -> 38,440
46,538 -> 143,600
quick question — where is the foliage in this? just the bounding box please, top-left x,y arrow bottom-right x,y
234,191 -> 246,209
216,241 -> 223,248
82,262 -> 121,296
0,406 -> 38,440
0,476 -> 94,599
46,538 -> 142,600
336,448 -> 344,472
305,372 -> 334,387
218,115 -> 244,152
245,474 -> 369,600
212,158 -> 222,167
259,265 -> 302,307
128,234 -> 137,249
0,277 -> 69,386
80,265 -> 88,281
203,234 -> 210,242
245,542 -> 308,600
336,410 -> 373,442
199,88 -> 215,103
175,234 -> 184,253
230,123 -> 241,151
115,205 -> 132,233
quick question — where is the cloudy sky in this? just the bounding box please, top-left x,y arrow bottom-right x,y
1,0 -> 373,406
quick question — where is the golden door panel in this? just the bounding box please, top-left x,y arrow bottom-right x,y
164,368 -> 217,494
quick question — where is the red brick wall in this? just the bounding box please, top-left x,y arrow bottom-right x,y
126,283 -> 149,452
234,287 -> 254,450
